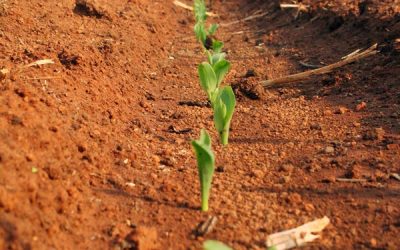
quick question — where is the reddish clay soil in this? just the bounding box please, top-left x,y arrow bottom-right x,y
1,0 -> 399,249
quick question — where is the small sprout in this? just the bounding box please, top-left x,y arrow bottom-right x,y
191,129 -> 215,212
193,0 -> 219,50
213,86 -> 236,146
194,0 -> 207,23
203,240 -> 232,250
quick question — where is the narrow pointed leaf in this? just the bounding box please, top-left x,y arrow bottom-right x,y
213,97 -> 226,132
219,86 -> 236,121
194,22 -> 207,44
213,59 -> 230,86
208,23 -> 219,35
198,62 -> 217,95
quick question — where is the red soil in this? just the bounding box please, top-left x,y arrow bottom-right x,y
0,0 -> 399,249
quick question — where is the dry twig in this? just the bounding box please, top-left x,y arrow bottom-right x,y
21,59 -> 54,69
262,44 -> 378,88
193,216 -> 218,237
266,216 -> 330,250
1,59 -> 55,81
390,173 -> 400,182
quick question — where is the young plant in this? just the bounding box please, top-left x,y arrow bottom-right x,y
213,86 -> 236,146
194,0 -> 219,50
193,0 -> 236,146
191,129 -> 215,212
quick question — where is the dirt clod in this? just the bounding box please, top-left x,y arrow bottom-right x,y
74,0 -> 111,19
123,226 -> 159,250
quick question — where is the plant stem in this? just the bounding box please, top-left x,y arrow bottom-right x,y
201,190 -> 209,211
220,129 -> 229,146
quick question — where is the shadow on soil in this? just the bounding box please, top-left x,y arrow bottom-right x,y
96,188 -> 199,211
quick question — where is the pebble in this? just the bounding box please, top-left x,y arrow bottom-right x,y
287,192 -> 302,204
355,101 -> 367,111
152,155 -> 160,165
323,110 -> 332,116
310,123 -> 322,130
370,238 -> 377,248
280,163 -> 294,172
335,107 -> 348,114
324,146 -> 335,154
280,175 -> 291,184
304,203 -> 315,212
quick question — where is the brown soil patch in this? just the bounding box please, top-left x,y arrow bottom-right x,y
0,0 -> 399,249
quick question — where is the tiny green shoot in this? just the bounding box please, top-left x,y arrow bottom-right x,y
203,240 -> 233,250
193,0 -> 219,49
191,129 -> 215,212
213,86 -> 236,146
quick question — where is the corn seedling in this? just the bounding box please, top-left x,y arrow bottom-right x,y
194,0 -> 236,146
213,86 -> 236,146
191,129 -> 215,212
203,240 -> 232,250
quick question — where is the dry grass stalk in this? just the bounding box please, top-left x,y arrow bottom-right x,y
262,44 -> 378,88
22,59 -> 54,69
220,11 -> 268,27
173,0 -> 218,17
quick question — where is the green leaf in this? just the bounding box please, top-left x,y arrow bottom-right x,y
213,59 -> 230,87
219,86 -> 236,122
208,23 -> 219,35
212,40 -> 224,53
198,62 -> 217,97
194,0 -> 207,22
203,240 -> 233,250
213,97 -> 226,132
210,52 -> 226,66
192,129 -> 215,211
194,22 -> 207,44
